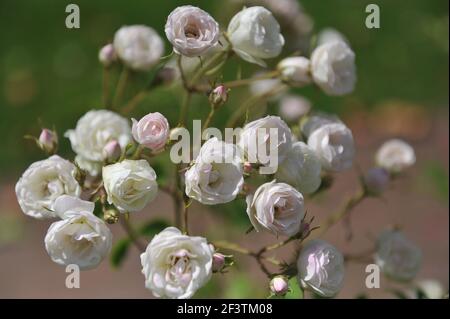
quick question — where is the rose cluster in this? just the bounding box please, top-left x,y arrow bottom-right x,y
15,2 -> 422,299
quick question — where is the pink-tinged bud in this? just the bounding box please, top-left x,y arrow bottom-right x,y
102,140 -> 121,162
270,276 -> 289,296
98,44 -> 117,67
212,253 -> 226,273
364,167 -> 390,195
243,162 -> 253,174
38,128 -> 58,154
132,112 -> 170,152
209,85 -> 228,107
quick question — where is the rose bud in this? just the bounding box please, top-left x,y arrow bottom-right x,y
132,112 -> 170,152
102,140 -> 121,163
277,56 -> 312,87
375,139 -> 416,174
98,43 -> 117,67
38,128 -> 58,154
208,85 -> 228,108
363,167 -> 390,195
212,252 -> 226,273
103,207 -> 120,224
270,276 -> 289,296
243,162 -> 253,174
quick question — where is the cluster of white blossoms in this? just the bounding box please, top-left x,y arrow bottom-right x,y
15,2 -> 424,299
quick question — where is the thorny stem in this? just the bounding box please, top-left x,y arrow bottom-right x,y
113,66 -> 130,108
120,213 -> 146,253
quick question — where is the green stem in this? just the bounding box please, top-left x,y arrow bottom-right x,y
120,213 -> 146,252
122,90 -> 149,115
113,67 -> 130,108
178,92 -> 192,127
221,70 -> 280,89
103,67 -> 111,108
202,108 -> 215,131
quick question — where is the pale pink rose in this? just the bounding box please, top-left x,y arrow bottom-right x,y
132,112 -> 170,152
165,6 -> 219,57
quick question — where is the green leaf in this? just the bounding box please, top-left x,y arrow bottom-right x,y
92,200 -> 103,218
138,220 -> 170,238
110,238 -> 131,268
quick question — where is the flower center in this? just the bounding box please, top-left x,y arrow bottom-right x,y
184,24 -> 199,38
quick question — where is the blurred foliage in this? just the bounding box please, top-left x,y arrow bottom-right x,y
0,0 -> 448,177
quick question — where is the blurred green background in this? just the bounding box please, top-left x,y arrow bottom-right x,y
0,0 -> 448,177
0,0 -> 448,299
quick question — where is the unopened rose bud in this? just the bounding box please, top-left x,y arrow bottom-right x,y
102,140 -> 121,163
363,167 -> 390,195
38,128 -> 58,154
270,276 -> 289,296
209,85 -> 228,108
98,44 -> 117,67
243,162 -> 253,174
212,253 -> 226,273
103,207 -> 120,224
277,57 -> 312,87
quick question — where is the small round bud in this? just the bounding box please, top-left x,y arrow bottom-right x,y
212,253 -> 226,273
270,276 -> 289,296
98,44 -> 117,67
209,85 -> 228,108
102,140 -> 121,163
38,128 -> 58,154
103,208 -> 120,224
364,167 -> 390,195
243,162 -> 253,174
277,57 -> 312,87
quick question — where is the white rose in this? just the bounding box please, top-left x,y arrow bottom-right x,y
65,110 -> 132,176
316,28 -> 348,46
140,227 -> 213,299
227,6 -> 285,67
301,113 -> 342,138
238,116 -> 292,171
297,239 -> 345,297
74,155 -> 103,177
307,122 -> 355,172
375,230 -> 422,282
275,142 -> 322,195
113,25 -> 164,71
185,138 -> 244,205
246,180 -> 305,237
310,40 -> 356,96
44,195 -> 112,270
165,5 -> 220,57
279,95 -> 311,122
102,159 -> 158,213
15,155 -> 81,219
277,56 -> 312,87
375,139 -> 416,173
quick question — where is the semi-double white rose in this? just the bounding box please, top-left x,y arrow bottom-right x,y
311,40 -> 356,96
45,195 -> 112,270
140,227 -> 213,299
15,155 -> 81,219
275,142 -> 322,195
132,112 -> 170,152
238,116 -> 292,174
103,159 -> 158,213
227,6 -> 285,67
375,230 -> 422,282
277,56 -> 312,87
306,119 -> 355,172
297,239 -> 345,298
66,110 -> 132,176
375,139 -> 416,173
113,25 -> 164,71
185,138 -> 244,205
246,180 -> 305,237
165,5 -> 219,57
